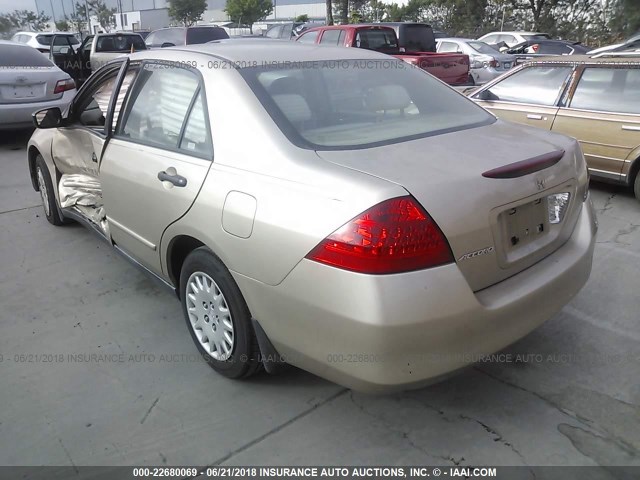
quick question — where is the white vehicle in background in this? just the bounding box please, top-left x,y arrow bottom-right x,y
588,34 -> 640,54
11,31 -> 80,54
477,31 -> 551,48
0,40 -> 76,130
49,32 -> 147,86
437,38 -> 516,85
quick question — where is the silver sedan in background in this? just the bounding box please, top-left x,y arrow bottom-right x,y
0,40 -> 76,130
437,38 -> 516,84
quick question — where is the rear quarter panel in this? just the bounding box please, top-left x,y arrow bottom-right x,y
158,56 -> 405,286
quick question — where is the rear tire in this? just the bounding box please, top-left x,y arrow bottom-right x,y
180,247 -> 261,379
634,170 -> 640,202
35,155 -> 68,226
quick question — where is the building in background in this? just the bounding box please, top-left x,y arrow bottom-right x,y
33,0 -> 325,33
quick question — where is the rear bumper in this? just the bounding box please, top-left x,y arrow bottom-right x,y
235,197 -> 596,393
0,90 -> 75,130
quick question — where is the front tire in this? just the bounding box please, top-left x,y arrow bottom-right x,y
35,155 -> 67,226
180,247 -> 261,379
634,170 -> 640,202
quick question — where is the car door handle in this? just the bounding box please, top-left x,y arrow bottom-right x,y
622,125 -> 640,132
157,170 -> 187,187
527,114 -> 544,120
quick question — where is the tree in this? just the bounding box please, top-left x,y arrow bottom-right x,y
169,0 -> 207,26
326,0 -> 334,25
55,19 -> 71,31
509,0 -> 560,31
4,10 -> 51,31
87,0 -> 116,32
224,0 -> 273,33
295,14 -> 309,22
68,2 -> 89,34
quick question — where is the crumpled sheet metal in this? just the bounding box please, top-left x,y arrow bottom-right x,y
58,174 -> 109,236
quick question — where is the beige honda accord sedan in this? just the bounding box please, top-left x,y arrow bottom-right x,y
27,42 -> 597,392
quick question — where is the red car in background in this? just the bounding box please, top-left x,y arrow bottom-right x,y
297,24 -> 471,86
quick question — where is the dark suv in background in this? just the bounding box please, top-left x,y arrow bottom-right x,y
145,26 -> 229,48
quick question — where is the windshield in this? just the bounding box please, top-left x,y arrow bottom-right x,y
186,27 -> 229,44
241,60 -> 494,150
38,34 -> 79,45
402,24 -> 435,52
355,29 -> 398,52
0,44 -> 53,66
468,41 -> 499,54
95,34 -> 146,52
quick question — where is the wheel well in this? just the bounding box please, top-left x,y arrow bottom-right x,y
628,157 -> 640,187
167,235 -> 205,295
28,146 -> 40,191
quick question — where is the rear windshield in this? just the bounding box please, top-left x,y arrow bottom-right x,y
0,44 -> 53,67
354,29 -> 398,51
186,27 -> 229,44
37,34 -> 79,45
241,60 -> 494,150
401,24 -> 436,52
468,41 -> 499,54
95,34 -> 147,52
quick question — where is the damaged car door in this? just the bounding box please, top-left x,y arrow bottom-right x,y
50,61 -> 135,233
99,62 -> 213,276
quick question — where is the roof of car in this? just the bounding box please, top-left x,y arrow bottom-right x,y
518,54 -> 640,65
129,41 -> 393,64
483,31 -> 548,35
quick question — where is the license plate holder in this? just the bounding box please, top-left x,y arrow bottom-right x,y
501,198 -> 548,252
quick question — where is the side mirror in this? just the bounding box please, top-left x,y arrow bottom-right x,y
33,107 -> 63,129
161,42 -> 175,48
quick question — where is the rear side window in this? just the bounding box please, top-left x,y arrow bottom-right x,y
0,44 -> 53,67
479,66 -> 572,105
155,29 -> 186,46
354,29 -> 398,51
95,35 -> 146,52
570,67 -> 640,114
298,31 -> 318,44
438,41 -> 459,53
120,64 -> 211,155
186,27 -> 229,44
319,30 -> 341,45
266,25 -> 283,38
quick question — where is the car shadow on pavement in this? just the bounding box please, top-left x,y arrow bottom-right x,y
0,128 -> 34,151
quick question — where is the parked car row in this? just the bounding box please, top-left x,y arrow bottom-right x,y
298,23 -> 472,86
469,55 -> 640,200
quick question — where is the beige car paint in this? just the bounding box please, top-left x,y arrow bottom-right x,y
472,56 -> 640,187
27,44 -> 596,392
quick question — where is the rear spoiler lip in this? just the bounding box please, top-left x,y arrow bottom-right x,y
482,150 -> 565,179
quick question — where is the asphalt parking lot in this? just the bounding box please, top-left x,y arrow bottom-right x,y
0,129 -> 638,475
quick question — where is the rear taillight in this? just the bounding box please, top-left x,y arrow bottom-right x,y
54,78 -> 75,94
305,196 -> 453,274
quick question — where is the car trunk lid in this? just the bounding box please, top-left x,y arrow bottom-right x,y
0,67 -> 65,104
315,120 -> 585,291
